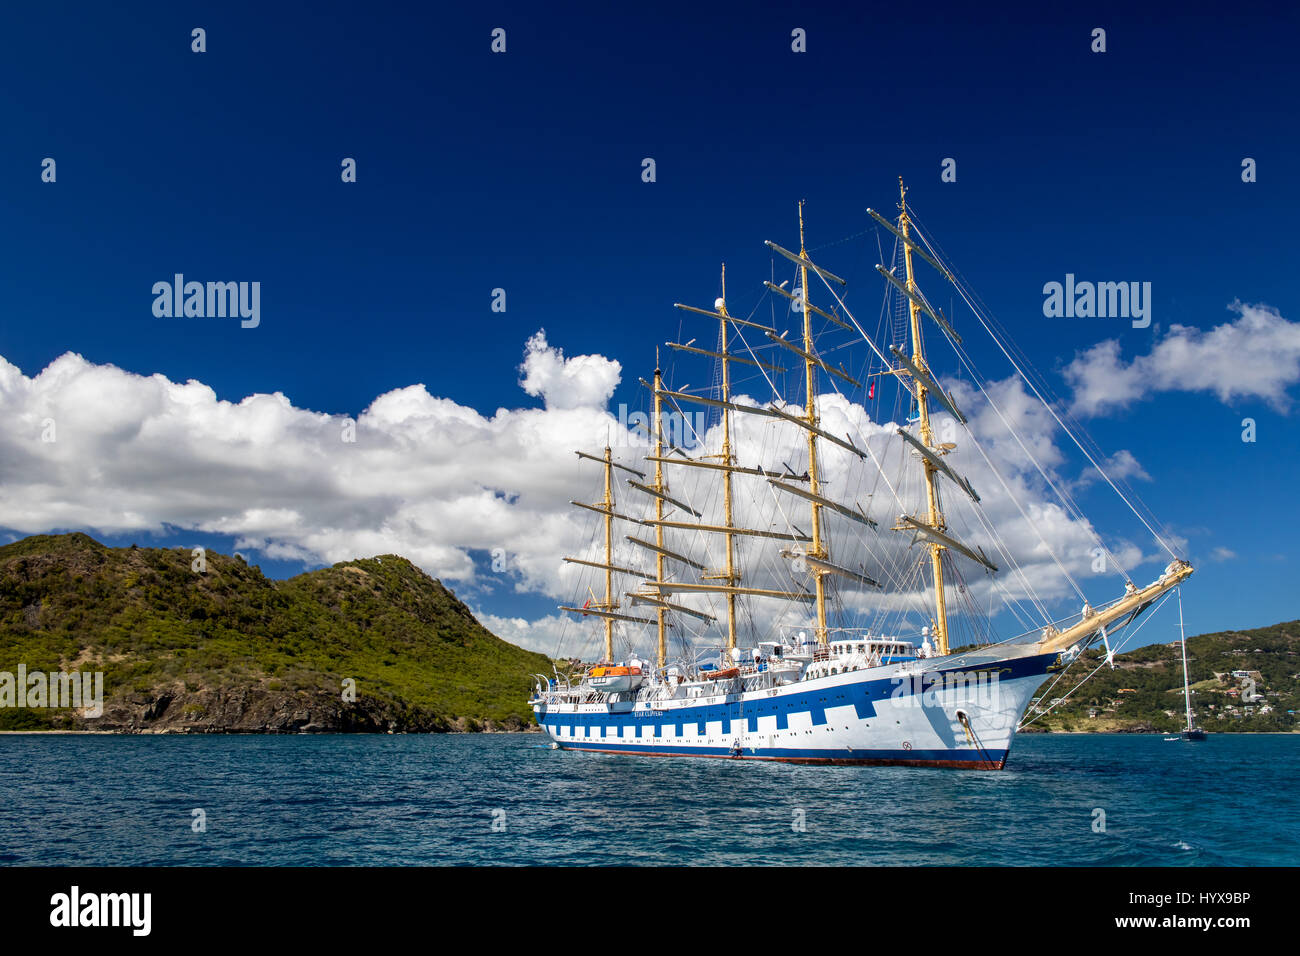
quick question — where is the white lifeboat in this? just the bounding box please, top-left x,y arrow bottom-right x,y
587,664 -> 644,692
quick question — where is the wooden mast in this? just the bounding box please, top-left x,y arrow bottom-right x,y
798,202 -> 830,646
701,265 -> 740,652
601,445 -> 615,662
897,179 -> 951,656
652,361 -> 668,669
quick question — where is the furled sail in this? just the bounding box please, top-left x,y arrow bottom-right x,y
896,427 -> 980,503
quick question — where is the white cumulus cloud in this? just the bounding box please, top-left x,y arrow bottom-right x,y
518,330 -> 621,410
1065,302 -> 1300,416
0,334 -> 1179,655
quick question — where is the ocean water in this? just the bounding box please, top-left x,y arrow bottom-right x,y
0,733 -> 1295,866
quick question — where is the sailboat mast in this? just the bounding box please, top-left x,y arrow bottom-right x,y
715,266 -> 739,651
898,179 -> 951,655
1179,588 -> 1193,733
602,445 -> 615,662
652,365 -> 668,669
799,202 -> 829,645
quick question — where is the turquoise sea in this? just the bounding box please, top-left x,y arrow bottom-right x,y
1,733 -> 1296,866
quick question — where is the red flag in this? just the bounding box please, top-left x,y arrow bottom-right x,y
868,380 -> 875,400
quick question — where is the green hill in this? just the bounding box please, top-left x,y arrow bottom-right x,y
0,533 -> 550,732
1023,619 -> 1300,733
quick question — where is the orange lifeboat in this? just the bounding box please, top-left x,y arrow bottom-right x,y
587,664 -> 644,692
706,667 -> 741,680
589,666 -> 641,678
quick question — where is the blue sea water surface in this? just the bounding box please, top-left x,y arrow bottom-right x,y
1,733 -> 1295,866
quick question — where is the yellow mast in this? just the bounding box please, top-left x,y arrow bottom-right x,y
602,445 -> 615,662
702,265 -> 740,651
897,178 -> 950,655
798,202 -> 829,645
652,362 -> 668,669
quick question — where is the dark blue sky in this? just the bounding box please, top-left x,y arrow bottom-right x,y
2,0 -> 1297,643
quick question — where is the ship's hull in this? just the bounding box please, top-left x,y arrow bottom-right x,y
534,647 -> 1061,770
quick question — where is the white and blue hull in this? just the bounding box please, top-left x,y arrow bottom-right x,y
533,646 -> 1060,769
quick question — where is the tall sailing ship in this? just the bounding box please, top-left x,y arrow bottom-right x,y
530,181 -> 1194,768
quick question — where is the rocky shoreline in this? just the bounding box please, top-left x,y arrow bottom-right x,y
26,682 -> 538,734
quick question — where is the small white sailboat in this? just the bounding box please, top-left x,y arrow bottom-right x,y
1178,592 -> 1207,741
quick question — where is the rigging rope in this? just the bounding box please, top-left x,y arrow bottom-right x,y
1017,589 -> 1174,730
907,211 -> 1180,565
